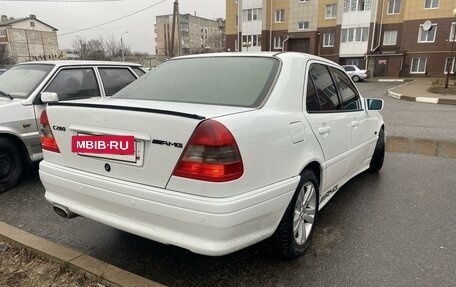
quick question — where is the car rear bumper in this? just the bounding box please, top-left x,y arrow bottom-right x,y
39,161 -> 299,256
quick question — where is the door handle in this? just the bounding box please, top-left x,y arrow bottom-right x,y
318,126 -> 331,134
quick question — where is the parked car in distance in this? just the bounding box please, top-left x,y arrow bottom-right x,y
39,52 -> 385,259
0,61 -> 145,193
342,65 -> 369,82
0,68 -> 6,75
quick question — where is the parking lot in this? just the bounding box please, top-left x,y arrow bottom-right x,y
0,81 -> 455,286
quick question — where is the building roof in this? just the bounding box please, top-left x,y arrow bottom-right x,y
0,16 -> 58,31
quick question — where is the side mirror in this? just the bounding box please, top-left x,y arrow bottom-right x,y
41,92 -> 59,104
366,98 -> 383,111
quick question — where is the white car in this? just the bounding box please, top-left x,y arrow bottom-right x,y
342,65 -> 369,82
39,52 -> 385,258
0,61 -> 145,193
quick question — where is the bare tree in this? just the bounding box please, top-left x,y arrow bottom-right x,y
104,34 -> 121,59
0,47 -> 14,67
72,36 -> 89,60
86,37 -> 105,60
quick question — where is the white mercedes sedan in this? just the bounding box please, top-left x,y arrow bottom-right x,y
39,52 -> 385,258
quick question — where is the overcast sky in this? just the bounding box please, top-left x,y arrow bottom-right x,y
0,0 -> 225,54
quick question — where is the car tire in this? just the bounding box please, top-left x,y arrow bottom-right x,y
274,169 -> 319,259
352,75 -> 360,82
0,138 -> 23,193
368,128 -> 385,173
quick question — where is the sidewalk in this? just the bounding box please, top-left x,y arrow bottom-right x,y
383,77 -> 456,105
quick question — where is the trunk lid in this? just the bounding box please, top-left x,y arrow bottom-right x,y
45,98 -> 253,188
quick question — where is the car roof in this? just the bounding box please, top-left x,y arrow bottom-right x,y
14,60 -> 142,68
173,51 -> 338,65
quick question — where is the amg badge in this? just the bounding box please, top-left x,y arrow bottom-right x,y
152,139 -> 183,149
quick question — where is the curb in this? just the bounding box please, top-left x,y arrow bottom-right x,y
0,221 -> 165,287
386,80 -> 456,105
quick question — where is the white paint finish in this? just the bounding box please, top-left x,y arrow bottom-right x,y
416,97 -> 439,104
341,9 -> 372,26
39,52 -> 385,256
339,41 -> 369,56
41,161 -> 298,256
241,0 -> 262,10
289,121 -> 306,143
241,20 -> 262,35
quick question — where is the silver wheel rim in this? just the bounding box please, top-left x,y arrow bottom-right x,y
293,182 -> 317,245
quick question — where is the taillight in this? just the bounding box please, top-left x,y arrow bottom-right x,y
40,109 -> 60,153
173,120 -> 243,182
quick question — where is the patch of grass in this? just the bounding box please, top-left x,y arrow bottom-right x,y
0,241 -> 104,287
428,78 -> 456,95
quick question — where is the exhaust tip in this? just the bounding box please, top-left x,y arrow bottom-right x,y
53,205 -> 78,219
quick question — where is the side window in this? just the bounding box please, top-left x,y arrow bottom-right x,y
306,76 -> 320,112
308,63 -> 341,111
132,67 -> 146,77
329,67 -> 361,111
44,68 -> 100,101
99,68 -> 136,96
343,66 -> 355,72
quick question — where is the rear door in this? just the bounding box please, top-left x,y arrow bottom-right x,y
329,67 -> 376,173
305,62 -> 352,192
34,67 -> 102,138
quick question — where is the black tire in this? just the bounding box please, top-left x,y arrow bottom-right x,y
352,75 -> 360,82
0,138 -> 23,193
368,128 -> 385,173
274,170 -> 319,259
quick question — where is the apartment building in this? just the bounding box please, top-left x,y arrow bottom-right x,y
226,0 -> 456,77
155,13 -> 225,62
0,14 -> 59,65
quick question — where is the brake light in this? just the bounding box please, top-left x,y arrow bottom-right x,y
40,109 -> 60,153
173,120 -> 243,182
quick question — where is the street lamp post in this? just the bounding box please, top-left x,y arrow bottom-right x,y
242,41 -> 252,51
445,8 -> 456,89
121,31 -> 128,62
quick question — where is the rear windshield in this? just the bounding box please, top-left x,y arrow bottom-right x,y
113,57 -> 280,107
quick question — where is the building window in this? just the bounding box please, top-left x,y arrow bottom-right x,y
323,33 -> 335,47
0,29 -> 6,37
343,0 -> 371,12
341,27 -> 369,42
274,36 -> 282,49
275,9 -> 285,23
418,24 -> 437,43
383,30 -> 398,45
235,15 -> 238,27
410,58 -> 427,74
242,34 -> 262,47
298,21 -> 309,30
243,8 -> 262,21
387,0 -> 401,14
424,0 -> 439,9
325,4 -> 337,19
450,22 -> 456,41
299,0 -> 310,3
444,57 -> 455,74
